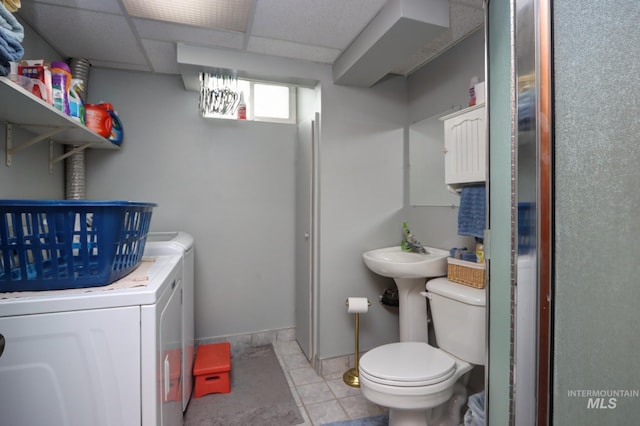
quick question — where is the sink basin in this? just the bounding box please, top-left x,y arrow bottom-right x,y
363,245 -> 450,342
362,246 -> 449,279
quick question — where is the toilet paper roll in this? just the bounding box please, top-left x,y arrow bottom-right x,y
347,297 -> 369,314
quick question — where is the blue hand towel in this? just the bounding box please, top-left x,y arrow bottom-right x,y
0,31 -> 23,61
0,2 -> 23,74
0,2 -> 23,42
458,184 -> 485,238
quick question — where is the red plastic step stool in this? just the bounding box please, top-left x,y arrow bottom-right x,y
193,342 -> 231,398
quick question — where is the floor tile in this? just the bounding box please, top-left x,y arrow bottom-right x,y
326,377 -> 362,399
283,351 -> 313,370
296,381 -> 335,405
277,327 -> 296,342
275,339 -> 304,356
305,400 -> 349,425
289,366 -> 325,386
338,395 -> 385,420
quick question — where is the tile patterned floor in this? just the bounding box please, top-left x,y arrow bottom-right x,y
272,338 -> 387,426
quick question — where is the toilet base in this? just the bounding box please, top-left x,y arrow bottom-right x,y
366,381 -> 469,426
388,408 -> 430,425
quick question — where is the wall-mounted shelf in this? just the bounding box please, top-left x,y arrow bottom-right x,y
0,76 -> 118,171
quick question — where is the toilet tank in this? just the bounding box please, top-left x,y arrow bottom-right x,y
426,277 -> 486,365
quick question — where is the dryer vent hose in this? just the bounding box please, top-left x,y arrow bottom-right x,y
65,58 -> 91,200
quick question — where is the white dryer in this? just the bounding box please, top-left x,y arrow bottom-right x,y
144,232 -> 195,411
0,255 -> 183,426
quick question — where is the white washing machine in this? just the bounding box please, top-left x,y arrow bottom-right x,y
144,232 -> 195,412
0,255 -> 184,426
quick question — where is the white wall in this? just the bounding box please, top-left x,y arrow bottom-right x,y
85,70 -> 297,340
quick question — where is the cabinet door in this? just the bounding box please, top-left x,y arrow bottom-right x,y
0,306 -> 140,426
443,105 -> 486,185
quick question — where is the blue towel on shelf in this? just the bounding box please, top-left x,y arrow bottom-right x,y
0,2 -> 23,42
458,184 -> 486,238
0,31 -> 22,59
0,2 -> 23,75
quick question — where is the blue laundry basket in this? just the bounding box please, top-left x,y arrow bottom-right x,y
0,200 -> 156,292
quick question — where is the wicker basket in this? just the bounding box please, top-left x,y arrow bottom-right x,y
447,258 -> 486,289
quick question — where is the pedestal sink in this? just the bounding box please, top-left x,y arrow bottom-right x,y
363,246 -> 449,342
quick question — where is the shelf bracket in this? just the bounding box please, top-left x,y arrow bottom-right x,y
49,141 -> 95,174
5,123 -> 68,167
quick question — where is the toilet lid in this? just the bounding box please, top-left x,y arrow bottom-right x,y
359,342 -> 456,387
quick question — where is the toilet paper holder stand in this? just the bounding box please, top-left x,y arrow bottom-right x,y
343,297 -> 371,388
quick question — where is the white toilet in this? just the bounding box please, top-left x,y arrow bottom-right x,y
359,277 -> 486,426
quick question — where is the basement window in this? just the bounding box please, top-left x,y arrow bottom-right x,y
200,74 -> 296,123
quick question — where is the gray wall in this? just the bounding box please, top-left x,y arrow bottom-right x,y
85,70 -> 297,340
553,1 -> 640,423
316,74 -> 407,358
0,17 -> 63,199
405,29 -> 485,250
84,66 -> 414,354
316,30 -> 486,359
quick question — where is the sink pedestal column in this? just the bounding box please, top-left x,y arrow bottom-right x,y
394,278 -> 429,343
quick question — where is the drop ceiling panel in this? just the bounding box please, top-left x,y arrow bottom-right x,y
251,0 -> 386,49
247,36 -> 340,63
132,18 -> 245,50
29,0 -> 124,14
20,3 -> 147,66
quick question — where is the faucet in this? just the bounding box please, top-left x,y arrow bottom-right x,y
405,236 -> 428,254
401,222 -> 429,254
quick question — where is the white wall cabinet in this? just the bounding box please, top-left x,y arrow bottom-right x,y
441,103 -> 486,186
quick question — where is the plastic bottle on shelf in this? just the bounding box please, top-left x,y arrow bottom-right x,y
68,79 -> 85,124
103,103 -> 123,145
475,242 -> 484,263
51,61 -> 72,115
236,91 -> 246,120
469,76 -> 479,107
85,103 -> 112,138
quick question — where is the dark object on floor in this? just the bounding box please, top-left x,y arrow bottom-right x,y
184,344 -> 304,426
322,413 -> 389,426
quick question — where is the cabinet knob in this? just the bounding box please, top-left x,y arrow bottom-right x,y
442,148 -> 448,153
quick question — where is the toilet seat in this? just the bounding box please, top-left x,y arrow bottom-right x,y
359,342 -> 456,387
